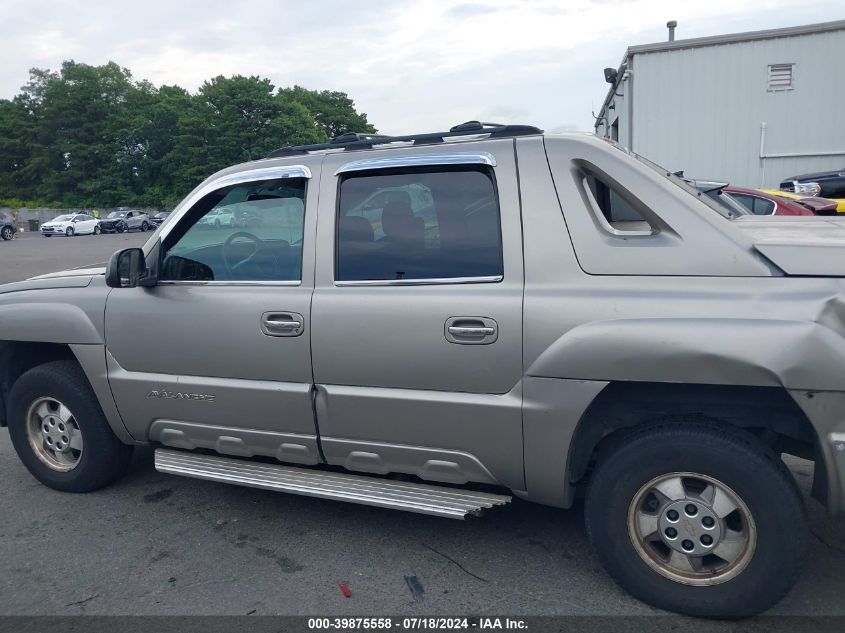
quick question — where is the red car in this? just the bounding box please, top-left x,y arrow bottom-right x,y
723,186 -> 838,216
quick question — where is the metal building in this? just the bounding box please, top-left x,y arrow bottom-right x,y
594,20 -> 845,188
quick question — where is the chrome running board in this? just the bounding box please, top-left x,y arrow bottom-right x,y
154,449 -> 511,519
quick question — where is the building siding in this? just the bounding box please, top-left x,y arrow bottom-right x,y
600,25 -> 845,189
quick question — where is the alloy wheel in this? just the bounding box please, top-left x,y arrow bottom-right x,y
25,397 -> 84,472
627,472 -> 756,586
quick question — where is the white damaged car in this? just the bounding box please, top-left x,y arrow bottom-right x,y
40,213 -> 101,237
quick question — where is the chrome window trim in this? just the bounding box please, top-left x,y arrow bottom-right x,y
334,275 -> 503,287
335,152 -> 497,175
157,280 -> 302,287
156,164 -> 311,244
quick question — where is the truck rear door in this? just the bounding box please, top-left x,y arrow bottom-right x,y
309,140 -> 525,491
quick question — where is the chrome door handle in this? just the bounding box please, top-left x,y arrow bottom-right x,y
447,326 -> 495,337
261,312 -> 304,337
444,317 -> 498,345
267,319 -> 302,331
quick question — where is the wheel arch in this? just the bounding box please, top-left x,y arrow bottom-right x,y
0,341 -> 75,426
567,381 -> 824,505
0,340 -> 134,443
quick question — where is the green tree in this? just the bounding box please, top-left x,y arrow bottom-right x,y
0,63 -> 378,208
279,85 -> 377,139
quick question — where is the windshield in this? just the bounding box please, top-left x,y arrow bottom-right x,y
605,140 -> 742,220
155,212 -> 169,219
52,215 -> 73,222
107,211 -> 126,219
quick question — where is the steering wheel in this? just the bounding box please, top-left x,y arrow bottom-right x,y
222,231 -> 279,278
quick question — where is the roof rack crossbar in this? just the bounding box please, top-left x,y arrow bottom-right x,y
266,121 -> 543,158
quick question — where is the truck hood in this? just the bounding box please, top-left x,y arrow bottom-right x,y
28,265 -> 106,281
0,265 -> 105,295
786,169 -> 845,181
734,216 -> 845,276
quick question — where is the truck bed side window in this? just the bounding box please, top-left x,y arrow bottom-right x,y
336,167 -> 503,281
583,172 -> 654,234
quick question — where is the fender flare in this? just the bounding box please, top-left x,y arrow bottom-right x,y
526,317 -> 845,392
0,303 -> 103,345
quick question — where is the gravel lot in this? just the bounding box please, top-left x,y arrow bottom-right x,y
0,231 -> 844,624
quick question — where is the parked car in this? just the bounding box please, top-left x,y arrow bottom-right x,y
780,168 -> 845,212
197,207 -> 235,229
150,211 -> 171,228
724,186 -> 816,216
0,212 -> 15,241
3,122 -> 845,618
758,188 -> 840,214
98,210 -> 151,233
40,213 -> 101,237
233,207 -> 261,228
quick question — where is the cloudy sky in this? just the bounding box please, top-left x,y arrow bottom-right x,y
0,0 -> 842,135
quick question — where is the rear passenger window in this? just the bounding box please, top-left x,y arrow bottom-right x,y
752,197 -> 776,215
336,167 -> 503,281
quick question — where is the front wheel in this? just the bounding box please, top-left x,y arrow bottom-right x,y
584,422 -> 808,618
116,222 -> 126,233
1,225 -> 13,240
7,361 -> 134,492
65,227 -> 74,237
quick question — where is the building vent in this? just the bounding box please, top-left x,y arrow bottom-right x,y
767,63 -> 794,91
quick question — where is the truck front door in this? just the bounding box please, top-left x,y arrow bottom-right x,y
104,164 -> 321,465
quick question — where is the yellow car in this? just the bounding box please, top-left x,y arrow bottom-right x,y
760,188 -> 845,213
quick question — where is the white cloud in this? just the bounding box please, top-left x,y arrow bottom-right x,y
0,0 -> 842,134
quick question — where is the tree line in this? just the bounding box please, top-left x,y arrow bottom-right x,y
0,61 -> 377,209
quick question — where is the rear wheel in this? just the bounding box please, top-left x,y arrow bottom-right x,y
141,221 -> 149,231
1,225 -> 13,240
584,422 -> 808,617
93,225 -> 101,235
7,361 -> 133,492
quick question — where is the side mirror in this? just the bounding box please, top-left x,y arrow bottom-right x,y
106,248 -> 154,288
72,218 -> 79,223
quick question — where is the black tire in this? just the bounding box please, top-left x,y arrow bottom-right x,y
93,225 -> 101,235
7,360 -> 133,493
65,227 -> 74,237
117,222 -> 126,233
584,422 -> 808,618
1,225 -> 13,240
141,221 -> 149,231
43,234 -> 51,237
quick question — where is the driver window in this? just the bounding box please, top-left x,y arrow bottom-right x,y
160,177 -> 306,283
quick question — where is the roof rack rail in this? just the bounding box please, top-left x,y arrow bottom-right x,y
266,121 -> 543,158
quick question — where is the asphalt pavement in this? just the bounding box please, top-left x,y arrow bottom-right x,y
0,231 -> 844,623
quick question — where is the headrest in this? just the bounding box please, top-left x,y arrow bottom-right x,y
340,215 -> 374,242
381,200 -> 416,236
